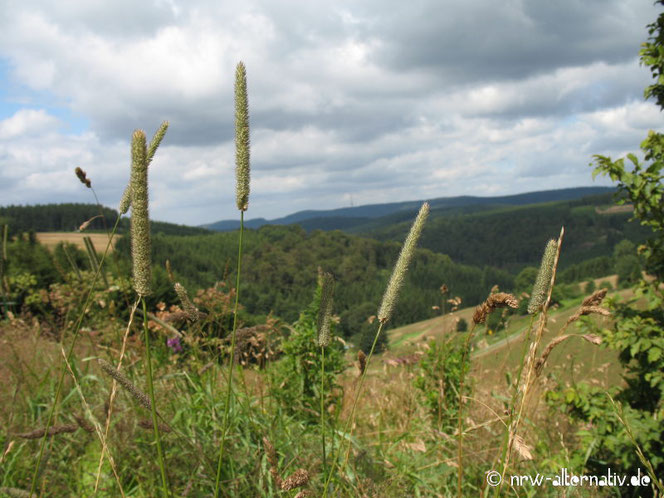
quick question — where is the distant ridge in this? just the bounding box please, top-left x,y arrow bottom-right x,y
202,186 -> 616,232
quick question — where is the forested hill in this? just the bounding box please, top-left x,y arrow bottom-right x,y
114,225 -> 515,339
354,192 -> 650,273
0,203 -> 210,237
202,186 -> 615,231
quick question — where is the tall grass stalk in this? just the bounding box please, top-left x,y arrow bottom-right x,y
323,202 -> 428,496
214,61 -> 251,497
94,297 -> 140,491
29,215 -> 122,496
320,344 -> 327,479
58,346 -> 125,496
317,271 -> 334,483
142,297 -> 169,496
495,228 -> 564,494
214,210 -> 245,497
456,322 -> 477,497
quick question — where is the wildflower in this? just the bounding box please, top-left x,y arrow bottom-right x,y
167,337 -> 183,353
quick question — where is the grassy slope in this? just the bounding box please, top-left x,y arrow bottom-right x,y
381,276 -> 627,390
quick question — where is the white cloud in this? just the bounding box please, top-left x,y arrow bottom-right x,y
0,109 -> 61,139
0,0 -> 662,225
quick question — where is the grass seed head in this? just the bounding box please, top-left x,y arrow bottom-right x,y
281,468 -> 309,491
527,239 -> 558,314
378,202 -> 429,323
358,349 -> 367,375
147,121 -> 169,166
98,358 -> 152,410
119,184 -> 132,214
582,288 -> 608,307
235,61 -> 251,211
130,129 -> 152,296
75,167 -> 91,188
174,282 -> 202,321
15,424 -> 78,439
473,292 -> 518,324
316,272 -> 335,347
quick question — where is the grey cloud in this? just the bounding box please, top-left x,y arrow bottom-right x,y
362,0 -> 653,83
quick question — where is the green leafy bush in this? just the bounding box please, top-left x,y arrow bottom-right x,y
270,283 -> 346,420
413,339 -> 470,430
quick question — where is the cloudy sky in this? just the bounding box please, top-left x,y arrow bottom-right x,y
0,1 -> 662,226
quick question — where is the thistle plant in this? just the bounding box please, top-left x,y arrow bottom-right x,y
214,61 -> 252,498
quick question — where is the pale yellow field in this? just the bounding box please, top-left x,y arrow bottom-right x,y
36,232 -> 119,252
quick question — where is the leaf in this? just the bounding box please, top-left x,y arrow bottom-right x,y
647,347 -> 662,363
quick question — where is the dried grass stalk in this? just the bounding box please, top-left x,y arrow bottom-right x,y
582,334 -> 602,345
566,304 -> 611,326
16,424 -> 78,439
98,358 -> 151,410
357,350 -> 367,375
73,414 -> 95,433
473,292 -> 519,324
281,468 -> 310,491
263,437 -> 282,489
78,215 -> 102,232
582,288 -> 608,307
75,167 -> 92,188
535,335 -> 571,376
513,435 -> 533,461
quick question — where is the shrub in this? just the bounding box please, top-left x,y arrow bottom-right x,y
413,339 -> 470,430
270,282 -> 346,420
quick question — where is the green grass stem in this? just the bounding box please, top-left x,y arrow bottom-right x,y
214,210 -> 245,497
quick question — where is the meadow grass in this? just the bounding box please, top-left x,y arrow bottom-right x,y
1,61 -> 660,498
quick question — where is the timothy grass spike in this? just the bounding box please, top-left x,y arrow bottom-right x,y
118,184 -> 132,214
130,129 -> 151,296
527,239 -> 557,314
147,121 -> 169,166
235,62 -> 251,211
378,202 -> 429,323
316,272 -> 335,347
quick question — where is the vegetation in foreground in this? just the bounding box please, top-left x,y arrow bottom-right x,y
1,6 -> 664,497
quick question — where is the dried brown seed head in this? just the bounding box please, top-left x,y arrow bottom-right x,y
281,468 -> 309,491
75,167 -> 91,188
